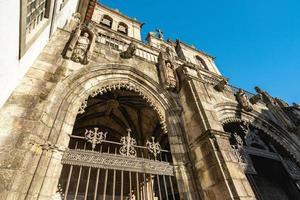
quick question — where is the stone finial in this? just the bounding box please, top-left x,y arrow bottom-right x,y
120,43 -> 136,59
236,89 -> 253,112
214,78 -> 228,92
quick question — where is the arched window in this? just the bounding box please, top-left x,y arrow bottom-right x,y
195,55 -> 209,70
100,15 -> 113,28
117,22 -> 128,35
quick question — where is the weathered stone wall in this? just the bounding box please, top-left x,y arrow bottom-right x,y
1,6 -> 300,199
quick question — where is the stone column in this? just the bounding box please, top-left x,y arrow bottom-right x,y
166,108 -> 202,200
177,64 -> 256,200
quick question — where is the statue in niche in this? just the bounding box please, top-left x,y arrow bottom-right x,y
158,47 -> 178,91
236,89 -> 253,112
120,42 -> 136,59
64,23 -> 96,65
71,32 -> 90,63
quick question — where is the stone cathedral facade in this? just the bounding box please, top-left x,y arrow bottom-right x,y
0,1 -> 300,200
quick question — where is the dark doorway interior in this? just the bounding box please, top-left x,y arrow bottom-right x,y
248,155 -> 300,200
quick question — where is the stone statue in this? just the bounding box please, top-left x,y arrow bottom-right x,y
71,32 -> 90,64
165,61 -> 177,88
64,22 -> 96,65
120,42 -> 136,59
158,47 -> 178,90
156,28 -> 164,39
236,89 -> 253,112
214,79 -> 228,92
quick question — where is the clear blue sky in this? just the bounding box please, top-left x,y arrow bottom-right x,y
100,0 -> 300,104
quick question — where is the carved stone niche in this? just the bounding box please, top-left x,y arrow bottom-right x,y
64,22 -> 96,65
157,47 -> 179,91
120,42 -> 136,59
236,89 -> 253,112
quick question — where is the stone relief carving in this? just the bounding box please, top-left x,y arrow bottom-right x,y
65,22 -> 96,65
158,47 -> 179,91
236,89 -> 253,112
120,42 -> 136,59
230,132 -> 257,174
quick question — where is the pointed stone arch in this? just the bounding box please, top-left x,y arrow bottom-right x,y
18,63 -> 200,200
214,102 -> 300,163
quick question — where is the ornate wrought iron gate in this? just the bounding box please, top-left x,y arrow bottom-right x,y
57,129 -> 179,200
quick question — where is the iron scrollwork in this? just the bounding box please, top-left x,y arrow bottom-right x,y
119,129 -> 137,158
146,137 -> 161,159
85,128 -> 107,150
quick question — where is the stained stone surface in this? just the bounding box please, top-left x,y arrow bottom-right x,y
0,2 -> 299,200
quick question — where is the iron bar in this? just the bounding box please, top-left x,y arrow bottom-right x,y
129,171 -> 132,199
149,175 -> 155,200
163,175 -> 169,200
84,167 -> 91,200
143,173 -> 148,200
103,169 -> 109,200
136,173 -> 140,200
63,165 -> 73,199
121,170 -> 124,200
93,168 -> 100,200
74,166 -> 82,199
156,175 -> 162,200
112,148 -> 117,200
168,176 -> 175,200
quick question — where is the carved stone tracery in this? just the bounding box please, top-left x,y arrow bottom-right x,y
77,81 -> 168,134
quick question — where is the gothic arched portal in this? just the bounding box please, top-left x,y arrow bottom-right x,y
24,64 -> 200,200
57,89 -> 180,199
223,121 -> 300,200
